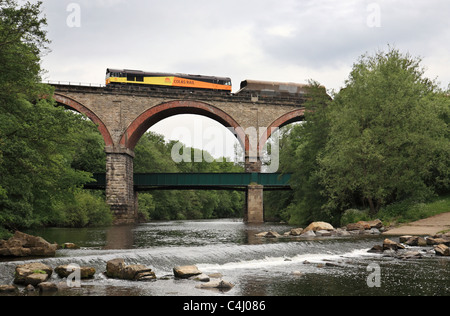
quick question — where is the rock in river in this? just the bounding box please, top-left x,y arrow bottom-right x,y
173,265 -> 202,279
14,262 -> 53,286
195,280 -> 234,290
303,222 -> 334,233
55,265 -> 96,279
106,258 -> 156,281
434,244 -> 450,256
383,238 -> 405,251
0,231 -> 57,258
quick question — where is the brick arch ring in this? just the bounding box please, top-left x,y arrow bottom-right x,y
53,93 -> 114,147
258,109 -> 306,154
120,100 -> 249,153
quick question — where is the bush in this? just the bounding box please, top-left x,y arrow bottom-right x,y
378,195 -> 450,224
0,226 -> 12,240
55,190 -> 113,228
340,209 -> 370,226
138,193 -> 155,221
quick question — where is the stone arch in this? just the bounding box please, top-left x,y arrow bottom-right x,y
258,108 -> 306,153
120,100 -> 248,153
53,93 -> 114,147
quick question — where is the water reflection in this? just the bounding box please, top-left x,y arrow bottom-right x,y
104,225 -> 135,250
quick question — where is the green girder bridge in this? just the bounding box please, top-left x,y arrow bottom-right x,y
87,173 -> 292,191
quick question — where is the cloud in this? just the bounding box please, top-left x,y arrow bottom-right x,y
36,0 -> 449,91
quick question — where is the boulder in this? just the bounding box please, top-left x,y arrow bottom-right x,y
123,265 -> 154,281
368,228 -> 381,235
368,245 -> 384,253
303,222 -> 334,233
0,285 -> 17,293
359,219 -> 383,229
398,251 -> 423,260
14,262 -> 53,286
265,231 -> 281,238
208,273 -> 223,279
346,223 -> 366,231
290,228 -> 304,236
255,232 -> 268,237
38,282 -> 58,293
189,273 -> 210,282
383,239 -> 405,251
427,237 -> 450,246
404,236 -> 427,247
315,230 -> 332,237
336,228 -> 351,237
0,231 -> 57,258
106,258 -> 126,279
399,236 -> 414,243
195,280 -> 234,290
347,220 -> 383,231
300,230 -> 316,237
173,265 -> 202,279
105,258 -> 156,281
55,265 -> 96,279
61,243 -> 80,249
434,244 -> 450,256
135,271 -> 157,282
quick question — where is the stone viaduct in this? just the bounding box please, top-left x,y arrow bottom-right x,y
51,84 -> 306,225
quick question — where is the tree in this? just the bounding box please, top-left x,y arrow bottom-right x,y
0,0 -> 49,100
318,48 -> 449,215
265,81 -> 333,225
134,131 -> 244,221
0,1 -> 111,230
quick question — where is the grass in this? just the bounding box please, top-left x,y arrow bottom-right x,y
378,194 -> 450,226
340,195 -> 450,228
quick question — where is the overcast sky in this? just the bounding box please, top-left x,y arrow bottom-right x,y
29,0 -> 450,158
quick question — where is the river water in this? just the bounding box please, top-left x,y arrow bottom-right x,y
0,219 -> 449,296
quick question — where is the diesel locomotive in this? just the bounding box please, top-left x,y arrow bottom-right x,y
106,68 -> 232,92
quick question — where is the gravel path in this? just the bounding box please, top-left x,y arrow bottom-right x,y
383,212 -> 450,236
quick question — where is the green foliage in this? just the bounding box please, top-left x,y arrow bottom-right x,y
378,195 -> 450,224
340,209 -> 370,227
319,48 -> 449,215
54,190 -> 112,228
0,1 -> 110,233
134,131 -> 245,221
265,80 -> 335,225
266,48 -> 449,227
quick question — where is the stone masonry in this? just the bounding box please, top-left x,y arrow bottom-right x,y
106,152 -> 137,225
52,84 -> 306,224
245,185 -> 265,223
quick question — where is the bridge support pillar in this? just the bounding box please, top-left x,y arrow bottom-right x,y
245,157 -> 262,173
245,185 -> 264,224
106,150 -> 137,225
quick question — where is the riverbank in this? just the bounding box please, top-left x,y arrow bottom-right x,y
383,212 -> 450,236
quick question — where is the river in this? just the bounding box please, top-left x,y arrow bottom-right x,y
0,219 -> 449,296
